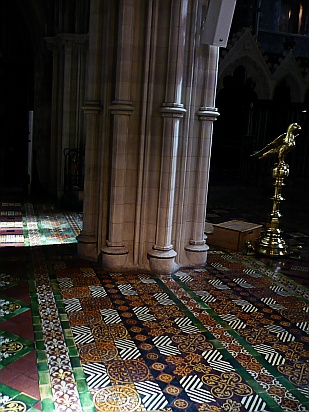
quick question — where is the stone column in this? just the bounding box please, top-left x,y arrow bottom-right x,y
46,33 -> 87,199
101,0 -> 135,269
185,44 -> 219,264
147,0 -> 187,274
77,0 -> 102,261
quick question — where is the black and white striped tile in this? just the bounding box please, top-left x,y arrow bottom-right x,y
233,299 -> 258,313
233,278 -> 254,288
152,336 -> 181,356
63,297 -> 83,312
133,306 -> 156,322
264,325 -> 295,343
179,375 -> 216,404
83,362 -> 110,389
135,380 -> 169,411
154,293 -> 175,306
220,313 -> 247,329
252,344 -> 285,366
71,325 -> 94,345
114,339 -> 141,360
174,317 -> 200,334
100,308 -> 122,324
202,349 -> 235,373
195,290 -> 216,303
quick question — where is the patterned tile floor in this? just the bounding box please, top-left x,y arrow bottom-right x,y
0,200 -> 308,411
0,202 -> 82,247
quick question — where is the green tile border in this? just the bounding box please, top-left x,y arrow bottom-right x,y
0,383 -> 40,410
42,247 -> 96,412
0,275 -> 25,291
171,269 -> 309,408
0,331 -> 33,369
0,294 -> 30,321
236,251 -> 309,303
153,276 -> 286,412
27,264 -> 56,412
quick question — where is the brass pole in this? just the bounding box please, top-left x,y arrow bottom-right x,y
249,123 -> 302,257
253,161 -> 290,256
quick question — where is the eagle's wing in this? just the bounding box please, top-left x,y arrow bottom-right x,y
251,133 -> 286,157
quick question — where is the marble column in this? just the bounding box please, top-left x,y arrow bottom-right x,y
185,44 -> 219,264
147,0 -> 187,274
77,0 -> 102,261
101,0 -> 135,269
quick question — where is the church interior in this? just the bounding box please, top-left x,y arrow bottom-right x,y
0,1 -> 308,411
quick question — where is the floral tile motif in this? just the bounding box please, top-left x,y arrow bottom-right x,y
5,223 -> 304,412
0,383 -> 40,411
0,295 -> 29,321
31,248 -> 84,412
0,331 -> 33,368
0,273 -> 24,291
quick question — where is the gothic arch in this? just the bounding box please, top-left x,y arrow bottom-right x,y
218,28 -> 272,100
219,56 -> 271,100
272,52 -> 305,103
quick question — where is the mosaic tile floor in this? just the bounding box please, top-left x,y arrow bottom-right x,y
0,200 -> 308,411
0,202 -> 82,247
0,247 -> 42,411
0,202 -> 24,247
1,244 -> 308,411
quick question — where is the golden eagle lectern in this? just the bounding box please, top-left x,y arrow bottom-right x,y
249,123 -> 301,257
251,123 -> 301,163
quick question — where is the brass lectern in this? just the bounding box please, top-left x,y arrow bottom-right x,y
250,123 -> 301,257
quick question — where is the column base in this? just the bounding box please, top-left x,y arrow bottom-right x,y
252,227 -> 290,257
184,242 -> 209,266
101,245 -> 129,270
147,248 -> 179,275
77,233 -> 98,261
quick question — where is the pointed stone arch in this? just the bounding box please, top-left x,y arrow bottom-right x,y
218,28 -> 272,100
272,51 -> 306,102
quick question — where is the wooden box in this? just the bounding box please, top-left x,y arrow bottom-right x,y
206,220 -> 262,252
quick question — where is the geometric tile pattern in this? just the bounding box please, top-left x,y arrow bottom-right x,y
0,202 -> 24,247
172,251 -> 309,411
24,203 -> 80,246
1,201 -> 309,412
1,202 -> 82,248
49,249 -> 309,411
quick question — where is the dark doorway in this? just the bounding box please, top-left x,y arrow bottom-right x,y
0,2 -> 33,194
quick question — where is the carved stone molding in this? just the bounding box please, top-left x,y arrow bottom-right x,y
147,248 -> 179,275
160,102 -> 186,118
83,101 -> 102,115
109,101 -> 135,115
197,106 -> 219,120
77,233 -> 98,262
